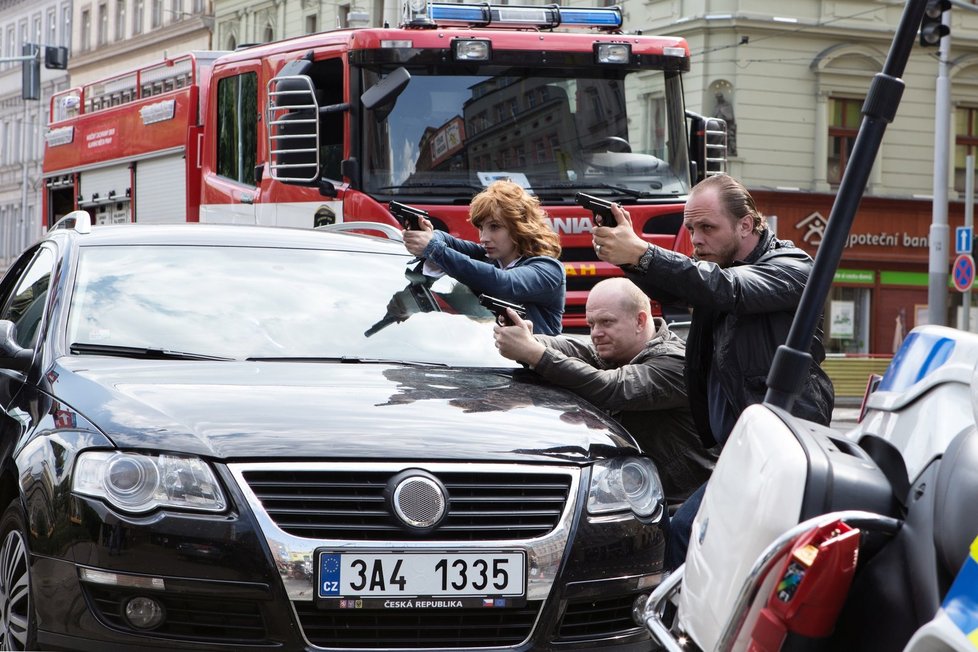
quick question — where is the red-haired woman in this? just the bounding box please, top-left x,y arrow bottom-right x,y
403,180 -> 566,334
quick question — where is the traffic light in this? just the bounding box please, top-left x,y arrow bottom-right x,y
920,0 -> 951,47
21,43 -> 39,101
44,46 -> 68,70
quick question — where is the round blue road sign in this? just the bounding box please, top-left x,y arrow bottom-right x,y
953,254 -> 975,293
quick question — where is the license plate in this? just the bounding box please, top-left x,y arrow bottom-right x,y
316,550 -> 525,600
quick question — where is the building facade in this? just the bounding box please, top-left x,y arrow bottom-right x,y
0,0 -> 70,269
628,0 -> 978,354
212,0 -> 390,50
67,0 -> 213,90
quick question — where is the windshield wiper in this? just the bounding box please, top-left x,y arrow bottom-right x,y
530,182 -> 655,199
600,183 -> 657,198
245,356 -> 447,366
70,343 -> 233,361
376,182 -> 485,192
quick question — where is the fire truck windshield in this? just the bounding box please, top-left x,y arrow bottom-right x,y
360,67 -> 690,203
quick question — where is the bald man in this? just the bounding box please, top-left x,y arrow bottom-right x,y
494,277 -> 716,504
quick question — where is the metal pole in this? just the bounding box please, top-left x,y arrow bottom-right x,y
928,11 -> 952,327
965,155 -> 974,331
21,103 -> 29,253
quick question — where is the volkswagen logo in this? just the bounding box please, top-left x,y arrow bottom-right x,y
386,470 -> 448,533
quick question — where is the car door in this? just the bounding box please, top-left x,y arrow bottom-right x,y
200,60 -> 262,224
0,244 -> 58,454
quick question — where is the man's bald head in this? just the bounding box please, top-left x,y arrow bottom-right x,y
585,278 -> 655,365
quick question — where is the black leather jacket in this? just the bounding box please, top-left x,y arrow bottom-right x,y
625,229 -> 835,447
533,318 -> 717,502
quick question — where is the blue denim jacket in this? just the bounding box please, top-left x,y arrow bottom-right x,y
423,231 -> 566,335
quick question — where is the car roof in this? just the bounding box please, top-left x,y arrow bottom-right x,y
53,223 -> 408,256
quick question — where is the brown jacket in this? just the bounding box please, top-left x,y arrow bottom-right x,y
533,318 -> 717,503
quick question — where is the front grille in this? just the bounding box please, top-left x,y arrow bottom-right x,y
83,585 -> 267,643
294,600 -> 541,648
556,594 -> 645,642
243,469 -> 571,540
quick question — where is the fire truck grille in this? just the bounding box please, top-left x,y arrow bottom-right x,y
293,600 -> 540,648
242,468 -> 572,541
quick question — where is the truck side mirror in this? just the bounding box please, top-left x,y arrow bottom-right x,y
361,67 -> 411,122
318,179 -> 337,197
267,75 -> 321,184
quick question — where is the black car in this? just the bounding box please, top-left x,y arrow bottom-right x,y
0,213 -> 665,651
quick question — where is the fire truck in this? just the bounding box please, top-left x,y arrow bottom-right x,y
42,2 -> 726,329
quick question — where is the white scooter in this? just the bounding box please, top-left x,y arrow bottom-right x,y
641,0 -> 978,649
644,324 -> 978,651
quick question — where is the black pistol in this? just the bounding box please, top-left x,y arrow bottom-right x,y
479,294 -> 528,326
389,201 -> 429,231
575,192 -> 617,227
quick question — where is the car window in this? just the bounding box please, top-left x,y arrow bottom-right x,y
0,246 -> 56,349
66,244 -> 517,367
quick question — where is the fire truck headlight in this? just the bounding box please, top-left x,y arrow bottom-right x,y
452,39 -> 491,62
594,42 -> 631,65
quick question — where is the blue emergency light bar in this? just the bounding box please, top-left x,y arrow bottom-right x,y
421,2 -> 623,31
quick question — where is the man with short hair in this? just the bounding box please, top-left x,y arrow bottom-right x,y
592,173 -> 835,568
493,277 -> 716,504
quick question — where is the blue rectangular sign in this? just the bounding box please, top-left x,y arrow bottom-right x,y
956,226 -> 973,255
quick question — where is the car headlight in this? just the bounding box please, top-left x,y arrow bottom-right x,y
73,451 -> 226,514
587,456 -> 664,518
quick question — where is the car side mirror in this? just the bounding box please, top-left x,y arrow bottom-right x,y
0,321 -> 33,373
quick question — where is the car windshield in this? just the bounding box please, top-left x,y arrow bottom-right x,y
360,66 -> 690,201
66,243 -> 519,367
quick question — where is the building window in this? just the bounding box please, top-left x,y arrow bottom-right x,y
305,14 -> 317,34
824,287 -> 871,355
115,0 -> 125,39
62,5 -> 71,47
955,106 -> 978,192
828,97 -> 861,186
586,88 -> 603,119
6,27 -> 15,69
192,0 -> 204,13
47,9 -> 57,46
97,3 -> 108,45
263,24 -> 273,41
80,8 -> 91,52
151,0 -> 162,28
133,0 -> 143,34
170,0 -> 182,21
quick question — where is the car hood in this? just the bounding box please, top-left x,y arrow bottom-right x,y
49,358 -> 635,463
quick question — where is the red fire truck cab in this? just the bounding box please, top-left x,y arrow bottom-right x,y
42,2 -> 725,329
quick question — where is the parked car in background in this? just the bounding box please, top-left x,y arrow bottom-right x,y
0,213 -> 665,651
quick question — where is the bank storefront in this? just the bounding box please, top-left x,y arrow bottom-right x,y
752,190 -> 976,356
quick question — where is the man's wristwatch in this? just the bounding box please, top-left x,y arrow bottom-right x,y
624,244 -> 655,274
